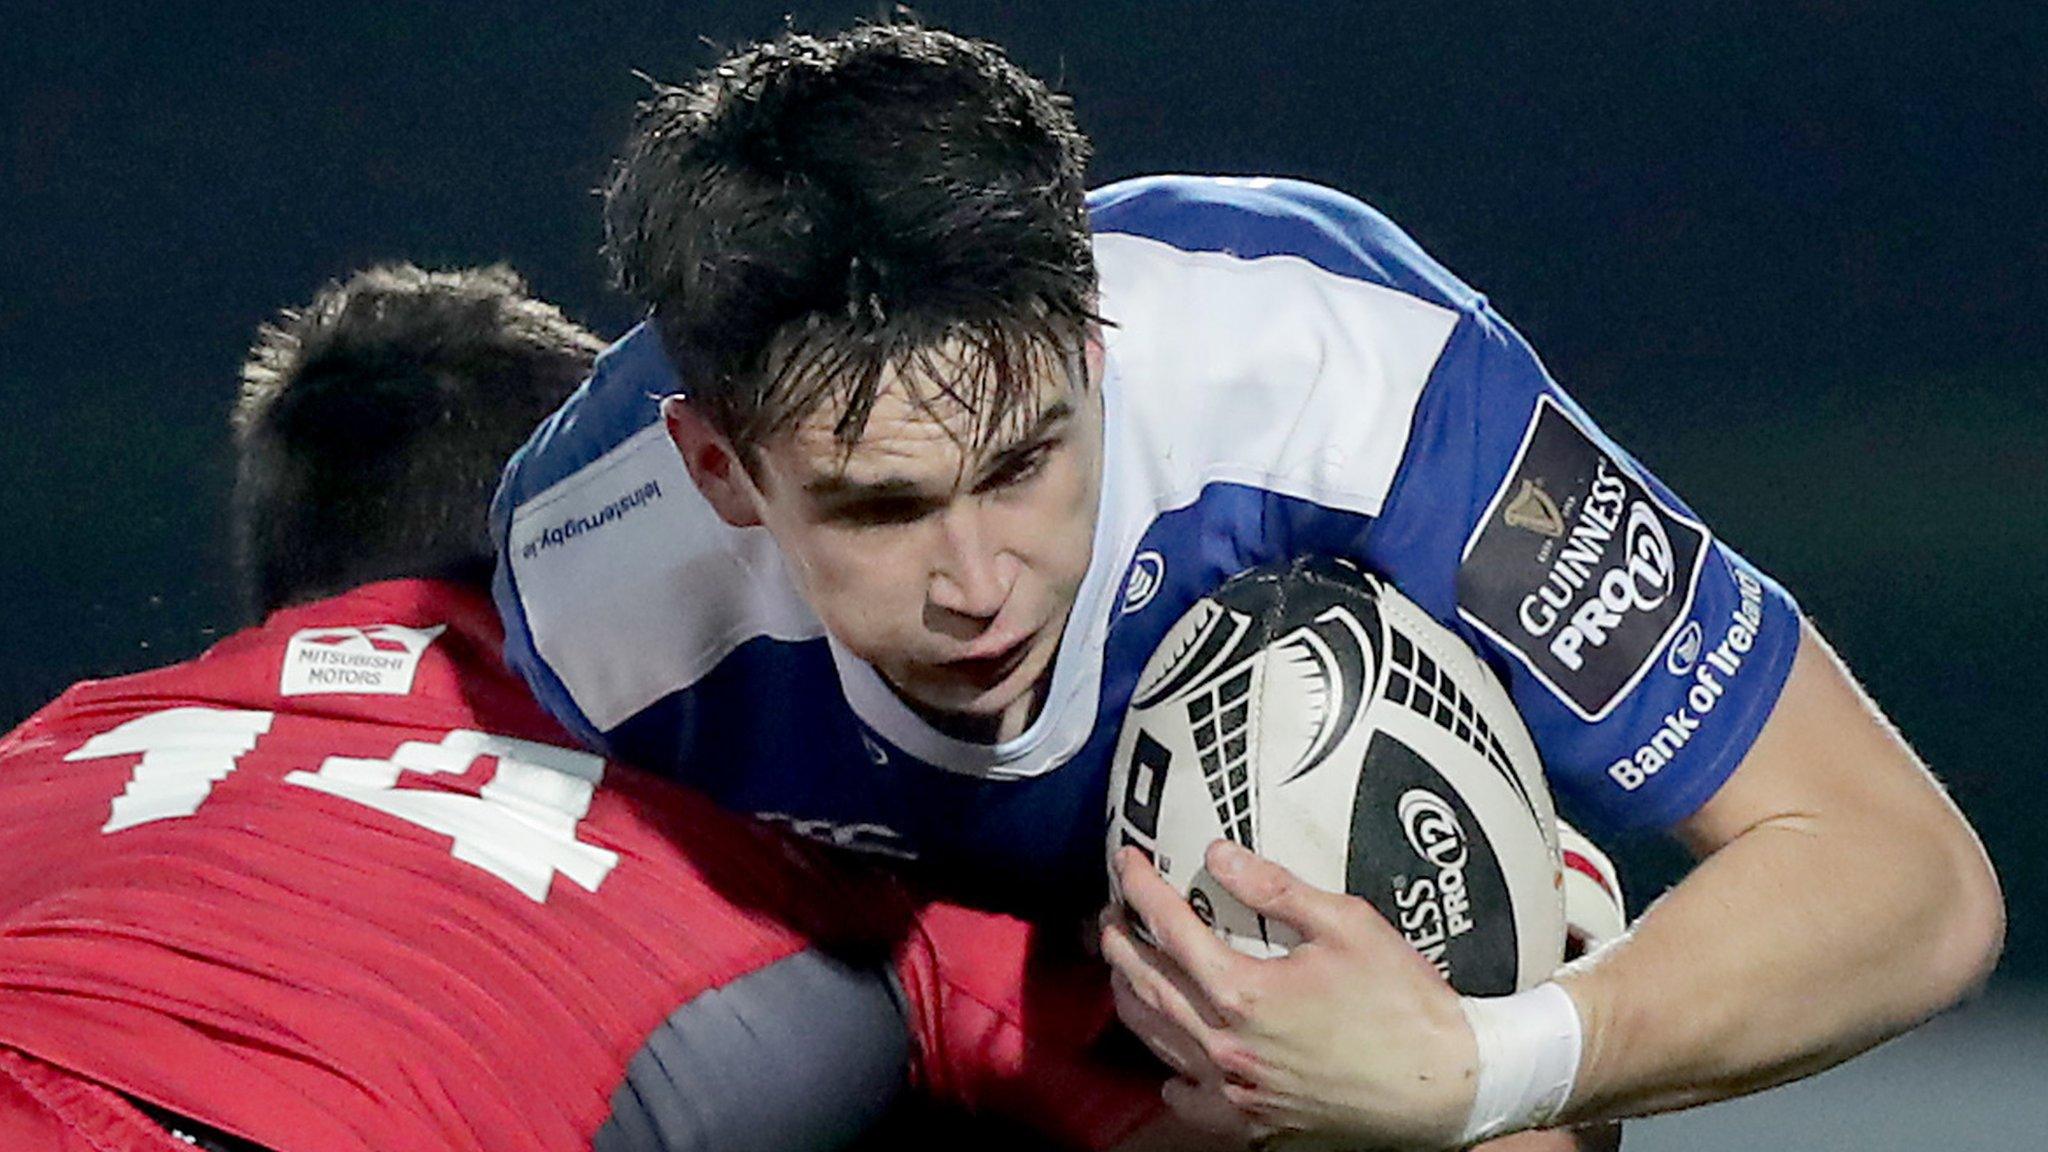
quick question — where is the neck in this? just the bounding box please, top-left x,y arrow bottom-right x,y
910,668 -> 1052,745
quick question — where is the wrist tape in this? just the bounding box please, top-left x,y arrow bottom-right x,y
1456,981 -> 1584,1144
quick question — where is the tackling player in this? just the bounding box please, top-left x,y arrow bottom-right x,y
491,22 -> 2004,1151
0,264 -> 1168,1151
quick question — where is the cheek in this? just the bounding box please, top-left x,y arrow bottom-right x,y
789,533 -> 929,633
1021,455 -> 1099,576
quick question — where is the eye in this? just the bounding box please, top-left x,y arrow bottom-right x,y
978,441 -> 1056,493
832,495 -> 936,528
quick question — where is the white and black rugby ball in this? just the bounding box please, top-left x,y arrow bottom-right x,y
1107,557 -> 1567,996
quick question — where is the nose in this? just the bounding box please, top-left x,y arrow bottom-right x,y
927,501 -> 1014,630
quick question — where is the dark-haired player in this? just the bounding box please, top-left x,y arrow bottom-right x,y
0,265 -> 1168,1151
493,22 -> 2003,1151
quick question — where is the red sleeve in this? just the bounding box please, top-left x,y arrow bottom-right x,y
896,902 -> 1167,1151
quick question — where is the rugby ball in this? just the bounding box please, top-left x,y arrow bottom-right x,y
1558,820 -> 1628,955
1107,557 -> 1566,995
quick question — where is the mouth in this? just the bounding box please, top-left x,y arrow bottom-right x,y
940,631 -> 1039,694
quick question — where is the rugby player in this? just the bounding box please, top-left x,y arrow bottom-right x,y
0,264 -> 1175,1152
490,22 -> 2003,1151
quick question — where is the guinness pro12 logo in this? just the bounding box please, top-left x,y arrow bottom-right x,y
1458,396 -> 1709,721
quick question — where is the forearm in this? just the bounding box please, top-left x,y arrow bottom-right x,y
1551,628 -> 2003,1122
1112,1106 -> 1619,1151
1096,624 -> 2001,1149
1557,821 -> 1958,1117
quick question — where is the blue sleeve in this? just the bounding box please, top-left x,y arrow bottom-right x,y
1092,175 -> 1800,837
1363,305 -> 1801,839
490,321 -> 680,755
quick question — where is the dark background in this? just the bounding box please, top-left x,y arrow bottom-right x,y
3,2 -> 2041,984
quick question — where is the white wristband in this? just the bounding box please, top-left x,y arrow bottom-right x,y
1456,981 -> 1584,1144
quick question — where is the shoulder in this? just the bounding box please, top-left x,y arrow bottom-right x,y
490,325 -> 823,743
1085,176 -> 1479,384
1087,175 -> 1481,313
1086,178 -> 1477,518
496,322 -> 676,508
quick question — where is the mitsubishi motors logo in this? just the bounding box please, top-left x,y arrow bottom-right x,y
303,627 -> 417,654
281,623 -> 446,697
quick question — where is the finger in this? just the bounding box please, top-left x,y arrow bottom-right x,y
1096,900 -> 1121,941
1206,839 -> 1392,951
1217,1075 -> 1295,1117
1083,906 -> 1110,958
1161,1076 -> 1266,1141
1110,969 -> 1219,1080
1101,906 -> 1232,1035
1114,846 -> 1248,996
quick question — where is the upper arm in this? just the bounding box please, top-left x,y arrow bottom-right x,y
1676,621 -> 2003,920
1672,620 -> 2005,1002
1360,305 -> 1803,841
1089,177 -> 1810,843
1674,622 -> 1936,852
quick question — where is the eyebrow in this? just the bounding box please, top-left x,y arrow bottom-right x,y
803,474 -> 930,503
802,401 -> 1074,502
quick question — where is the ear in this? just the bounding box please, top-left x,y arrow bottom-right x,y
1083,321 -> 1107,388
662,396 -> 763,529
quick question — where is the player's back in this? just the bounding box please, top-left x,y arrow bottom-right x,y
0,579 -> 909,1152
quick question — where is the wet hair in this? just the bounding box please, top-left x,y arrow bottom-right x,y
603,21 -> 1096,461
231,263 -> 604,617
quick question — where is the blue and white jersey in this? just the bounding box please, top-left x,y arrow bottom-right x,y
492,176 -> 1800,911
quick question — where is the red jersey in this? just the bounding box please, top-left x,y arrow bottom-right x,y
0,581 -> 1159,1152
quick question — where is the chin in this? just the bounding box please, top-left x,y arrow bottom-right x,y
967,661 -> 1059,728
908,681 -> 1021,721
882,624 -> 1064,733
891,663 -> 1041,735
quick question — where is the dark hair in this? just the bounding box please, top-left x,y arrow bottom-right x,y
604,22 -> 1095,459
231,263 -> 604,617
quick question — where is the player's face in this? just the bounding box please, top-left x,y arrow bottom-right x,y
734,336 -> 1104,742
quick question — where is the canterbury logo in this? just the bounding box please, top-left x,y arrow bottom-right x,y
1123,551 -> 1166,614
1504,480 -> 1565,538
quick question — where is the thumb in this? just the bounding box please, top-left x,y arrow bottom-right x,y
1206,839 -> 1356,943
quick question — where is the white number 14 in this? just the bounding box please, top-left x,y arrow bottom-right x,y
66,707 -> 620,902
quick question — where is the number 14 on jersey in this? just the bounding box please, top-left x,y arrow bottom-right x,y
65,706 -> 621,903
